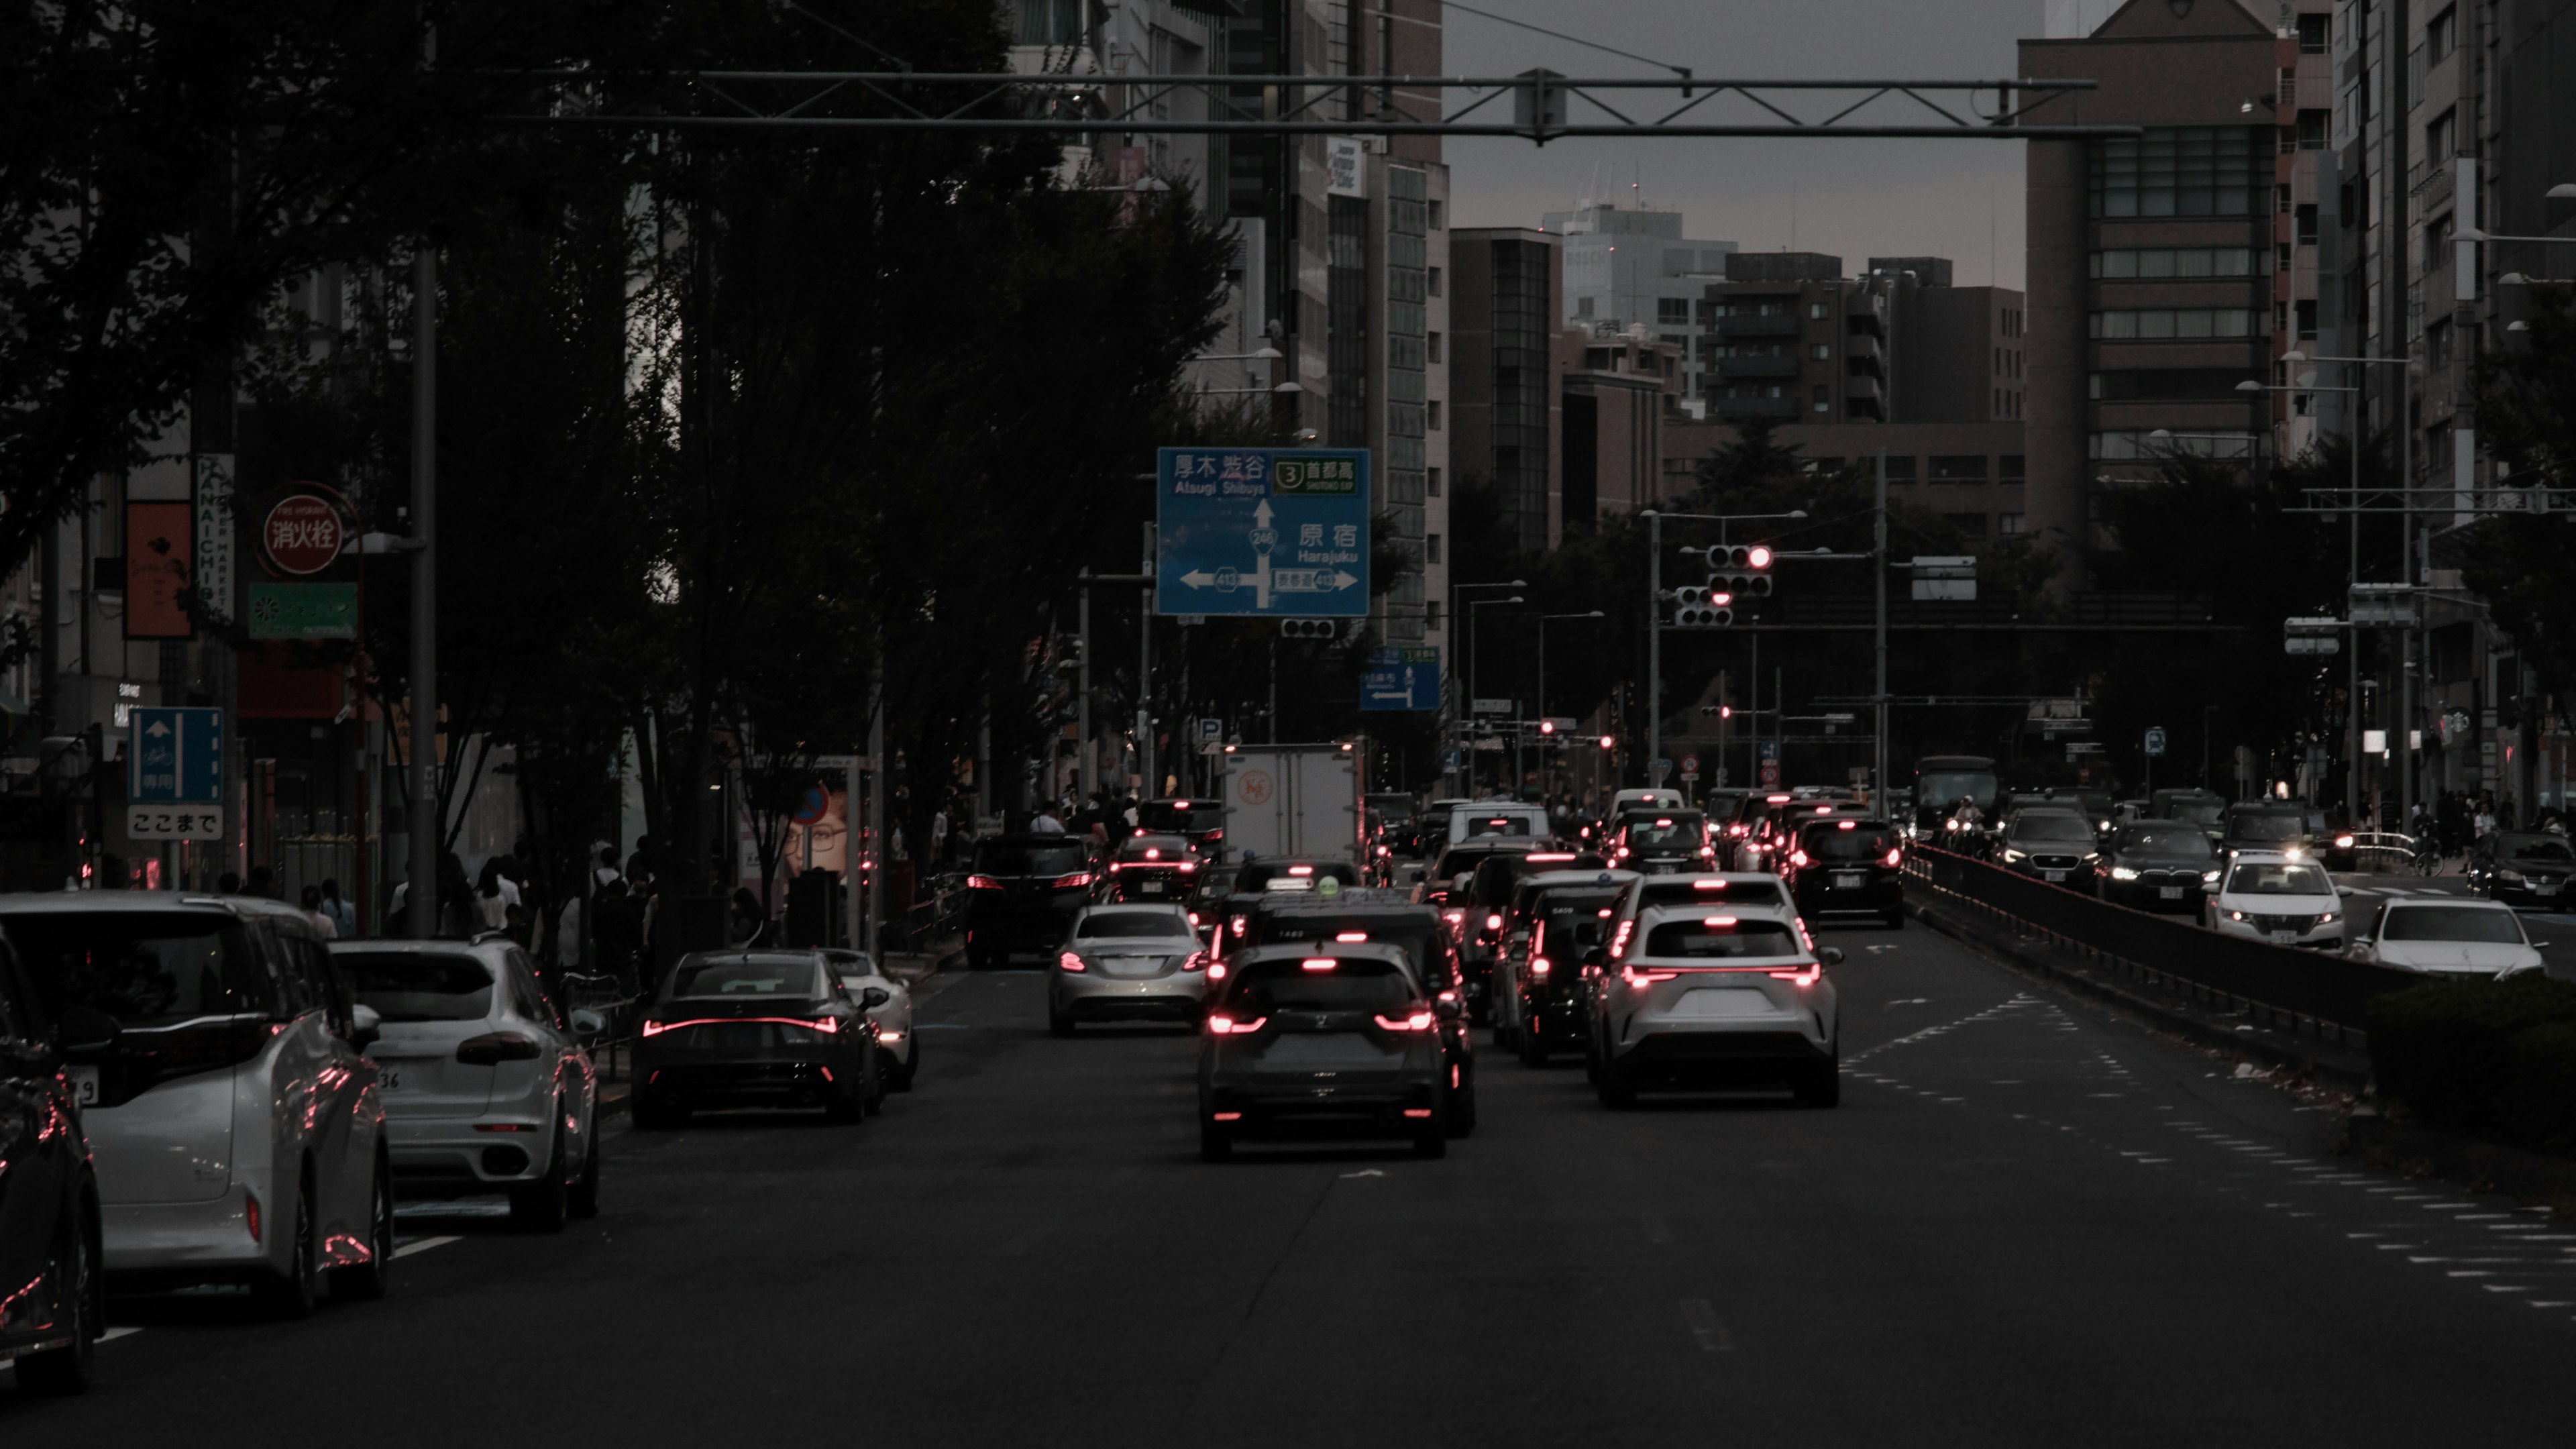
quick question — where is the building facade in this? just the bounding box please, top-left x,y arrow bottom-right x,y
1541,201 -> 1739,413
1701,254 -> 2026,430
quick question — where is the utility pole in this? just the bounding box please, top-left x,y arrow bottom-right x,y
1646,509 -> 1663,780
1077,576 -> 1093,805
1138,522 -> 1154,798
1874,448 -> 1890,808
407,244 -> 438,939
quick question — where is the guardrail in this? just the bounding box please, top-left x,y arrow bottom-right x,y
559,971 -> 642,1082
1904,845 -> 2423,1040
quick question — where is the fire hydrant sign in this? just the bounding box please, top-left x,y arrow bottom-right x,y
1156,447 -> 1370,618
261,494 -> 344,576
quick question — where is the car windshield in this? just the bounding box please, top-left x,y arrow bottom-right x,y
2229,812 -> 2306,842
977,842 -> 1089,877
1221,958 -> 1415,1014
2228,862 -> 2332,896
667,957 -> 825,1000
2502,835 -> 2576,863
2383,907 -> 2526,945
1804,826 -> 1898,860
337,952 -> 495,1022
2116,826 -> 2215,857
1115,836 -> 1193,861
1076,913 -> 1195,940
1623,816 -> 1705,849
1642,917 -> 1802,959
2012,814 -> 2094,843
7,910 -> 271,1028
1920,771 -> 1998,808
2161,798 -> 2225,825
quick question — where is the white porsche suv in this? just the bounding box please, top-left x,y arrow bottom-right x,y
1585,901 -> 1842,1109
0,893 -> 392,1316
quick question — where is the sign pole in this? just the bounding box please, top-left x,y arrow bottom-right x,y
409,242 -> 438,940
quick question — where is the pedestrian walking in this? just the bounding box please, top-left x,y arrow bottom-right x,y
318,878 -> 358,938
1032,804 -> 1066,834
929,808 -> 950,865
476,858 -> 521,932
593,845 -> 623,890
299,885 -> 339,939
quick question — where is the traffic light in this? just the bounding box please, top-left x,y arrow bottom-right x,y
1538,720 -> 1556,737
1697,704 -> 1734,719
1280,618 -> 1339,640
1709,543 -> 1775,600
1597,735 -> 1617,751
1669,585 -> 1733,628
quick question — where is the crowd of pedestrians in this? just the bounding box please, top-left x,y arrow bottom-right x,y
2409,788 -> 2569,857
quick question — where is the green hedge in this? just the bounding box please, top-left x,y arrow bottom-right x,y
2366,977 -> 2576,1152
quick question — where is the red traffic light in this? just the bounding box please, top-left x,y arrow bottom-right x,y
1538,720 -> 1556,735
1719,705 -> 1734,720
1745,545 -> 1773,570
1597,735 -> 1616,750
1709,590 -> 1733,607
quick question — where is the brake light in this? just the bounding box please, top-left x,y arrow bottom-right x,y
1051,871 -> 1094,890
1621,965 -> 1678,985
1402,1108 -> 1436,1118
1654,818 -> 1672,828
1229,916 -> 1247,936
1837,820 -> 1857,830
1181,953 -> 1208,973
1615,847 -> 1631,859
1212,1111 -> 1243,1122
474,1122 -> 537,1133
1815,806 -> 1833,814
1179,861 -> 1199,873
1205,829 -> 1224,842
1485,914 -> 1504,931
1188,912 -> 1201,926
1693,879 -> 1729,890
1768,963 -> 1822,985
1335,931 -> 1370,942
640,1018 -> 672,1037
967,874 -> 1002,890
1208,963 -> 1228,981
1884,849 -> 1903,867
1289,865 -> 1315,877
806,1016 -> 841,1034
246,1192 -> 262,1243
1443,910 -> 1465,928
1145,848 -> 1161,859
1528,852 -> 1577,862
1699,847 -> 1716,859
1529,957 -> 1551,978
1374,1011 -> 1438,1032
1767,794 -> 1791,804
1790,851 -> 1810,867
1301,958 -> 1339,972
1702,916 -> 1739,927
1598,908 -> 1614,917
1729,824 -> 1747,837
1057,952 -> 1087,972
1610,919 -> 1635,959
1208,1014 -> 1267,1034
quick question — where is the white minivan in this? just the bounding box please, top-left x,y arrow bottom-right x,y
1437,800 -> 1553,852
0,893 -> 392,1316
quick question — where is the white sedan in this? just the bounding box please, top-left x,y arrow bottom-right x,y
826,949 -> 918,1090
2347,898 -> 2549,979
2204,851 -> 2347,949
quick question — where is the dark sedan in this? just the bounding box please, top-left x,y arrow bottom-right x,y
1779,818 -> 1907,928
1997,809 -> 2102,886
2220,804 -> 2319,859
1099,833 -> 1203,904
2096,821 -> 2220,912
633,952 -> 885,1127
1609,810 -> 1718,873
0,941 -> 103,1395
2467,832 -> 2576,909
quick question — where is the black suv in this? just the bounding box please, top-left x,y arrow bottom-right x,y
1609,810 -> 1715,873
0,927 -> 104,1394
1998,808 -> 2102,887
1778,817 -> 1907,928
964,835 -> 1097,967
2220,803 -> 2319,859
2467,832 -> 2576,909
1246,894 -> 1478,1136
1505,879 -> 1627,1065
2096,820 -> 2220,912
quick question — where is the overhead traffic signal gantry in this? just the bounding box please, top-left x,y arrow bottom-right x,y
1666,543 -> 1774,628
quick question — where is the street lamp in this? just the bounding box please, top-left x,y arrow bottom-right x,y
1640,508 -> 1807,777
1466,595 -> 1525,794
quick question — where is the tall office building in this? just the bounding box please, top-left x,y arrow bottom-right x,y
1542,201 -> 1739,415
1703,254 -> 2025,428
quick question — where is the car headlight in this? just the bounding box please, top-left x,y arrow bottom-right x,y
2002,848 -> 2027,863
2500,869 -> 2527,884
1943,819 -> 1960,832
2228,910 -> 2247,921
2110,867 -> 2140,881
2202,870 -> 2221,883
2317,911 -> 2339,924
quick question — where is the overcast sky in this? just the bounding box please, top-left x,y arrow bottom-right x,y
1440,1 -> 2044,289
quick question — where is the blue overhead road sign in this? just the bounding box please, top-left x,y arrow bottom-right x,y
129,706 -> 224,804
1157,447 -> 1371,618
1359,647 -> 1440,712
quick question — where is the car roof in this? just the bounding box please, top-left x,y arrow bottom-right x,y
2385,896 -> 2512,910
1226,941 -> 1415,970
329,934 -> 515,957
1075,901 -> 1193,915
1635,898 -> 1796,926
1521,869 -> 1640,890
0,892 -> 305,918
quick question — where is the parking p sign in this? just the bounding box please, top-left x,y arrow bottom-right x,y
2144,726 -> 2167,758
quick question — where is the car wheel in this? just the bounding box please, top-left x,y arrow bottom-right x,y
256,1173 -> 321,1320
1199,1120 -> 1234,1163
13,1214 -> 99,1395
1411,1124 -> 1448,1159
1794,1045 -> 1842,1108
510,1120 -> 571,1233
1596,1057 -> 1637,1110
890,1037 -> 918,1093
329,1154 -> 395,1300
863,1048 -> 888,1115
567,1126 -> 602,1220
1518,1021 -> 1548,1068
1047,1001 -> 1075,1038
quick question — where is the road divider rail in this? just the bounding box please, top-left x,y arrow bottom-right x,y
1903,846 -> 2422,1041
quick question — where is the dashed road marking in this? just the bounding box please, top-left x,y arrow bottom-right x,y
1679,1298 -> 1733,1352
394,1234 -> 462,1258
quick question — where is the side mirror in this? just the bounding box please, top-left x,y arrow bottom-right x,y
2334,885 -> 2355,898
1820,947 -> 1845,967
859,986 -> 892,1009
2533,941 -> 2554,951
569,1008 -> 607,1036
1434,997 -> 1462,1022
348,1003 -> 382,1053
54,1005 -> 121,1053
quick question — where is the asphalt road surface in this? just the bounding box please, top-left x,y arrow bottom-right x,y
11,921 -> 2576,1446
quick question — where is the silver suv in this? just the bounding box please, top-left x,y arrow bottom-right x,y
1585,901 -> 1841,1109
331,935 -> 602,1230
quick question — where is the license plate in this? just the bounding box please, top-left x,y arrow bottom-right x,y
2159,887 -> 2183,900
66,1065 -> 99,1106
379,1066 -> 405,1091
2268,930 -> 2299,944
2044,870 -> 2067,883
1832,872 -> 1866,889
1138,881 -> 1164,894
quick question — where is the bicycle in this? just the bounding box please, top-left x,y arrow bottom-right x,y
2409,835 -> 2443,877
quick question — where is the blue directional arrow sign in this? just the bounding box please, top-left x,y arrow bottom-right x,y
1359,647 -> 1440,712
2144,726 -> 2167,758
1157,447 -> 1370,618
129,706 -> 225,805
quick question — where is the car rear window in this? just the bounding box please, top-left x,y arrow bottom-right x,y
2501,835 -> 2576,863
1222,957 -> 1415,1013
1642,917 -> 1802,959
1116,835 -> 1193,861
977,842 -> 1089,876
2383,907 -> 2526,945
1239,861 -> 1360,891
1077,913 -> 1195,940
7,910 -> 272,1028
337,952 -> 495,1022
667,957 -> 824,1000
1623,816 -> 1706,849
1631,879 -> 1787,913
1802,825 -> 1898,860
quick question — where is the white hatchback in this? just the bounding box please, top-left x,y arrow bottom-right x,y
2204,851 -> 2347,949
2347,898 -> 2548,979
825,948 -> 918,1090
331,935 -> 601,1228
0,894 -> 392,1316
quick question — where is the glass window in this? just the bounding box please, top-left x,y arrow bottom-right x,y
2090,127 -> 2267,218
666,956 -> 826,1001
7,910 -> 272,1028
1220,957 -> 1415,1013
1641,918 -> 1801,959
2427,7 -> 2455,64
2382,906 -> 2522,944
1075,912 -> 1197,940
975,841 -> 1089,876
2226,861 -> 2333,896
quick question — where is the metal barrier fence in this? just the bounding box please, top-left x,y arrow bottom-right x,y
1906,846 -> 2423,1040
558,971 -> 641,1083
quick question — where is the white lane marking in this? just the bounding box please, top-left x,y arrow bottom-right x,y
394,1234 -> 463,1258
1680,1299 -> 1733,1352
101,1327 -> 145,1343
1339,1169 -> 1385,1179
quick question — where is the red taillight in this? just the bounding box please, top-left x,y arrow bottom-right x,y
1529,957 -> 1551,978
1212,1111 -> 1243,1122
1699,846 -> 1716,859
1884,849 -> 1903,867
1485,914 -> 1504,932
640,1018 -> 671,1037
1301,958 -> 1339,973
1179,861 -> 1199,873
246,1192 -> 262,1244
1181,953 -> 1208,973
1693,879 -> 1729,891
1374,1011 -> 1437,1032
1335,931 -> 1369,943
1289,865 -> 1315,877
1057,951 -> 1086,972
1768,963 -> 1822,985
1838,820 -> 1858,830
1229,916 -> 1247,937
1790,851 -> 1811,867
1208,1014 -> 1267,1034
1205,828 -> 1224,842
817,1065 -> 835,1083
1145,848 -> 1161,859
1611,920 -> 1635,959
1621,965 -> 1678,984
1615,847 -> 1631,859
1208,963 -> 1228,981
473,1122 -> 537,1133
1051,871 -> 1094,890
1702,916 -> 1739,927
1442,910 -> 1464,927
1401,1108 -> 1435,1118
967,874 -> 1002,890
1188,912 -> 1202,926
807,1016 -> 840,1034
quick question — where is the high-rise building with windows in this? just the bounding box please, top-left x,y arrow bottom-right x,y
1542,202 -> 1738,415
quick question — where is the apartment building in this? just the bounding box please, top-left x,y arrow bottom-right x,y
1702,254 -> 2027,429
1541,201 -> 1739,414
